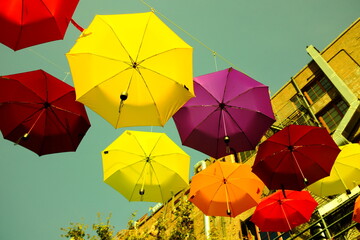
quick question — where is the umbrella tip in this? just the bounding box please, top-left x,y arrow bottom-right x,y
139,189 -> 145,195
120,91 -> 128,101
103,151 -> 109,154
226,209 -> 231,216
346,189 -> 351,195
304,178 -> 308,185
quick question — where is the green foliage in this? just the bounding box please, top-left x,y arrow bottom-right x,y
92,213 -> 114,240
169,199 -> 195,240
61,213 -> 114,240
60,222 -> 90,240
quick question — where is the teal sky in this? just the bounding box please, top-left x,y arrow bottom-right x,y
0,1 -> 359,239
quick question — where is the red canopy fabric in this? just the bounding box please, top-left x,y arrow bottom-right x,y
0,0 -> 79,50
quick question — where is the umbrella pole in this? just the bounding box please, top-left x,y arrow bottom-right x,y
15,109 -> 45,144
291,151 -> 308,187
279,202 -> 293,233
224,181 -> 231,216
333,166 -> 351,194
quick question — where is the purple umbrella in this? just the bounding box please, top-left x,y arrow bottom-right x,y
173,67 -> 275,159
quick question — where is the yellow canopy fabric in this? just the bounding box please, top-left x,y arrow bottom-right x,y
102,130 -> 190,203
308,143 -> 360,196
66,12 -> 194,128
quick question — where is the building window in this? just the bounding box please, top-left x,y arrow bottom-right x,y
319,99 -> 349,133
303,75 -> 334,104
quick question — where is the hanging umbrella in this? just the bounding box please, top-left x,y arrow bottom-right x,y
353,195 -> 360,223
0,69 -> 90,156
173,67 -> 275,159
188,161 -> 264,217
0,0 -> 80,50
251,190 -> 318,232
102,130 -> 190,203
308,143 -> 360,196
66,12 -> 194,128
252,125 -> 340,191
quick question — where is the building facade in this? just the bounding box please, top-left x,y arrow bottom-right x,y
117,18 -> 360,240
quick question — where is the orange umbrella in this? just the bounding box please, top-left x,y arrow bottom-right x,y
189,161 -> 264,217
353,195 -> 360,223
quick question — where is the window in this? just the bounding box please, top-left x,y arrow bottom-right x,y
319,99 -> 349,133
303,76 -> 334,104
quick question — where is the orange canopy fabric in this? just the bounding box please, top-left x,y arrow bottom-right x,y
353,195 -> 360,223
189,161 -> 264,217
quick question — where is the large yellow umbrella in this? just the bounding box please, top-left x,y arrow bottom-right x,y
66,12 -> 194,128
308,143 -> 360,196
102,130 -> 190,203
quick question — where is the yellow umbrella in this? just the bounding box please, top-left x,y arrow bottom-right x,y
66,12 -> 194,128
102,130 -> 190,203
308,143 -> 360,196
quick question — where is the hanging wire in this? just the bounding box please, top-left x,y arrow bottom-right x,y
139,0 -> 243,72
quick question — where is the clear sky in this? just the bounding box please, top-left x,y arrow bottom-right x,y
0,0 -> 359,239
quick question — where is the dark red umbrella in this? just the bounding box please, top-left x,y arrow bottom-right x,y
251,190 -> 318,232
0,69 -> 90,156
0,0 -> 80,50
252,125 -> 340,191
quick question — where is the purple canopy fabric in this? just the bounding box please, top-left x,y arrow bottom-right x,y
173,67 -> 275,159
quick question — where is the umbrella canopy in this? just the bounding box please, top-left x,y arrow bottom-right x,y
66,12 -> 194,128
102,130 -> 190,203
173,67 -> 275,159
252,125 -> 340,191
0,0 -> 79,50
308,143 -> 360,196
188,161 -> 264,217
251,190 -> 318,232
0,69 -> 90,156
353,195 -> 360,223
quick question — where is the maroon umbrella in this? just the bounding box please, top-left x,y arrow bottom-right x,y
252,125 -> 340,191
0,0 -> 80,51
173,67 -> 275,159
0,69 -> 90,156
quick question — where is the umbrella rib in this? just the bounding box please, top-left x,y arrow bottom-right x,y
226,105 -> 275,121
148,161 -> 167,203
224,85 -> 269,104
293,149 -> 333,177
96,16 -> 135,63
107,149 -> 145,158
45,107 -> 78,149
136,48 -> 193,85
0,77 -> 45,102
134,12 -> 151,64
222,108 -> 256,149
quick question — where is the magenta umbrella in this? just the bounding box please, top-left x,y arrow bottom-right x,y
173,67 -> 275,159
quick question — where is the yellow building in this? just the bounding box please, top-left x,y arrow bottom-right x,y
117,18 -> 360,240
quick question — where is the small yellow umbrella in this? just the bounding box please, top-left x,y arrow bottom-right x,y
102,130 -> 190,203
66,12 -> 194,128
308,143 -> 360,196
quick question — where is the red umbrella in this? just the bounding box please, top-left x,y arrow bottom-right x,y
252,125 -> 340,191
0,0 -> 80,50
0,69 -> 91,156
251,190 -> 318,232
